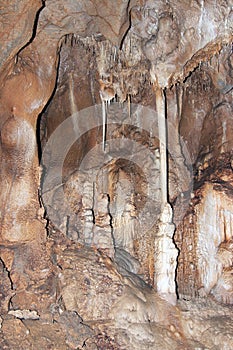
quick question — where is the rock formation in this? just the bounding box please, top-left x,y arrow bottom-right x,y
0,0 -> 233,349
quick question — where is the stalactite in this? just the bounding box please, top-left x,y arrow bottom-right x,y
102,98 -> 107,152
175,83 -> 184,121
127,94 -> 131,119
99,80 -> 115,152
155,86 -> 167,207
68,73 -> 78,115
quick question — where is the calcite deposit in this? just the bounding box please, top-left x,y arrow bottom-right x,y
0,0 -> 233,349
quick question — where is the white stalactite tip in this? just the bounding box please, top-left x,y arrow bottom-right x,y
99,82 -> 115,152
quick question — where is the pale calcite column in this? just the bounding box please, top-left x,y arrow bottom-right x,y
153,83 -> 178,305
155,87 -> 167,206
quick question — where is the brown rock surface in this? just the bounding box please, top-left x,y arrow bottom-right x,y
0,0 -> 233,349
0,0 -> 42,77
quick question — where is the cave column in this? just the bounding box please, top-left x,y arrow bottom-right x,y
153,80 -> 178,305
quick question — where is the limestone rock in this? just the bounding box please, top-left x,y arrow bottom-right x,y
0,0 -> 233,348
8,309 -> 40,320
0,0 -> 42,76
0,259 -> 13,313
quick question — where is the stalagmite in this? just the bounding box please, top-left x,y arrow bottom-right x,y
82,181 -> 95,245
152,79 -> 178,305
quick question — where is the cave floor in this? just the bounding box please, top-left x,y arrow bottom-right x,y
0,234 -> 233,350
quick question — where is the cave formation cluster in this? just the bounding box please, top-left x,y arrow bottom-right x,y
0,1 -> 233,349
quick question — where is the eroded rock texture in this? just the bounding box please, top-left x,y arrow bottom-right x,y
0,0 -> 233,349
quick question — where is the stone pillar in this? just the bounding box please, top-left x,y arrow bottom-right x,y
153,83 -> 178,304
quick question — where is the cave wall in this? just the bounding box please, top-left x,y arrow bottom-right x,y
0,0 -> 233,349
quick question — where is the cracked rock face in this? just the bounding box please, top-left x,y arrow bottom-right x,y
0,0 -> 233,349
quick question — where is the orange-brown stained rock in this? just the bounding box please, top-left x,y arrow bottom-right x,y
0,34 -> 58,244
0,0 -> 42,77
1,317 -> 68,349
85,0 -> 130,46
0,259 -> 14,313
